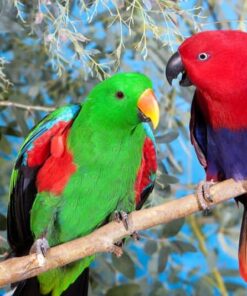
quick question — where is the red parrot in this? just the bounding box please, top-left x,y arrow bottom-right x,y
166,30 -> 247,281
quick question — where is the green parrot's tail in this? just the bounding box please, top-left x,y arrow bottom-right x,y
13,277 -> 41,295
13,268 -> 89,296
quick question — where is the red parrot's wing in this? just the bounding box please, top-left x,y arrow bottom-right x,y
135,124 -> 157,210
7,104 -> 81,255
190,94 -> 208,169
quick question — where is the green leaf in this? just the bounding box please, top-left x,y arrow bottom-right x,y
206,250 -> 217,270
158,246 -> 169,273
111,252 -> 135,279
0,125 -> 21,137
150,281 -> 168,296
156,130 -> 179,143
148,252 -> 159,274
91,257 -> 116,286
144,240 -> 158,255
0,135 -> 11,154
219,268 -> 242,277
234,288 -> 247,296
12,107 -> 30,137
194,277 -> 214,296
28,85 -> 40,97
157,173 -> 179,184
225,281 -> 245,291
161,218 -> 185,238
106,284 -> 141,296
171,240 -> 197,254
0,16 -> 24,34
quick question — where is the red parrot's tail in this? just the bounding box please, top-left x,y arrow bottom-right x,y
239,201 -> 247,281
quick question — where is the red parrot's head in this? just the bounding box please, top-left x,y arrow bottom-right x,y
166,30 -> 247,98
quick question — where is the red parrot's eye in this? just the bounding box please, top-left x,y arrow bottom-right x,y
198,52 -> 210,61
116,91 -> 125,99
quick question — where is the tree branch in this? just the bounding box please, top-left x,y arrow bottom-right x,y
0,178 -> 246,287
0,101 -> 55,112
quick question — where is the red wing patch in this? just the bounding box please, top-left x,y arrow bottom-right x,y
27,121 -> 71,167
135,137 -> 157,207
35,128 -> 77,196
50,135 -> 65,158
26,121 -> 77,196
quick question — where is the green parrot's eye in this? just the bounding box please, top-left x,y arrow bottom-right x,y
198,52 -> 210,61
116,91 -> 125,99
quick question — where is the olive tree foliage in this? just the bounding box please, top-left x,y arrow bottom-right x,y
0,0 -> 247,295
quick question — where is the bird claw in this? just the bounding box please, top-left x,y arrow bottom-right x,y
114,210 -> 129,230
114,211 -> 139,242
131,231 -> 140,241
110,244 -> 123,258
197,180 -> 215,213
30,237 -> 50,266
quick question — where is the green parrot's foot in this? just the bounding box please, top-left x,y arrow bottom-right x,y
114,240 -> 124,248
114,212 -> 139,240
131,231 -> 140,241
114,210 -> 129,230
30,237 -> 50,266
197,180 -> 216,214
110,244 -> 123,258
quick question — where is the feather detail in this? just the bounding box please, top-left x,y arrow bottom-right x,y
135,136 -> 157,209
190,94 -> 207,169
7,104 -> 81,255
51,135 -> 65,158
36,129 -> 77,196
27,122 -> 69,167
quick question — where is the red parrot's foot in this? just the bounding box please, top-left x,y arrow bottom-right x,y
30,237 -> 50,266
110,244 -> 123,257
197,180 -> 215,213
114,210 -> 129,230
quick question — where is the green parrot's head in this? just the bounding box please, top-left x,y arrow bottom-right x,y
86,72 -> 159,129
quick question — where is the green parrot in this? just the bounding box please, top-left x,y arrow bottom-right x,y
7,72 -> 159,296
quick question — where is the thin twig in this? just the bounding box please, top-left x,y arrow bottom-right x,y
0,101 -> 55,112
0,178 -> 246,287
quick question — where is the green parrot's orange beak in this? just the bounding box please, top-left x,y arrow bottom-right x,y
137,89 -> 160,129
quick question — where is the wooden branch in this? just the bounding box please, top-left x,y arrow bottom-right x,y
0,101 -> 55,112
0,178 -> 246,287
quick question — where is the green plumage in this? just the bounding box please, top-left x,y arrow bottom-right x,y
10,73 -> 155,296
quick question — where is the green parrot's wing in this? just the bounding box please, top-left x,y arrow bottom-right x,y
7,104 -> 81,255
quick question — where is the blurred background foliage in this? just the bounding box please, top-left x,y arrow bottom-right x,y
0,0 -> 247,295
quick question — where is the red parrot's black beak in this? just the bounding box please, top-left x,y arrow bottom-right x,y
166,52 -> 192,87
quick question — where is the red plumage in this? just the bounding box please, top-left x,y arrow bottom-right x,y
167,30 -> 247,282
178,30 -> 247,129
36,129 -> 77,196
135,137 -> 157,208
27,121 -> 77,196
27,121 -> 70,167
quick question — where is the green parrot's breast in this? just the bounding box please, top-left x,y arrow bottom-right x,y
55,123 -> 146,244
32,116 -> 146,296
